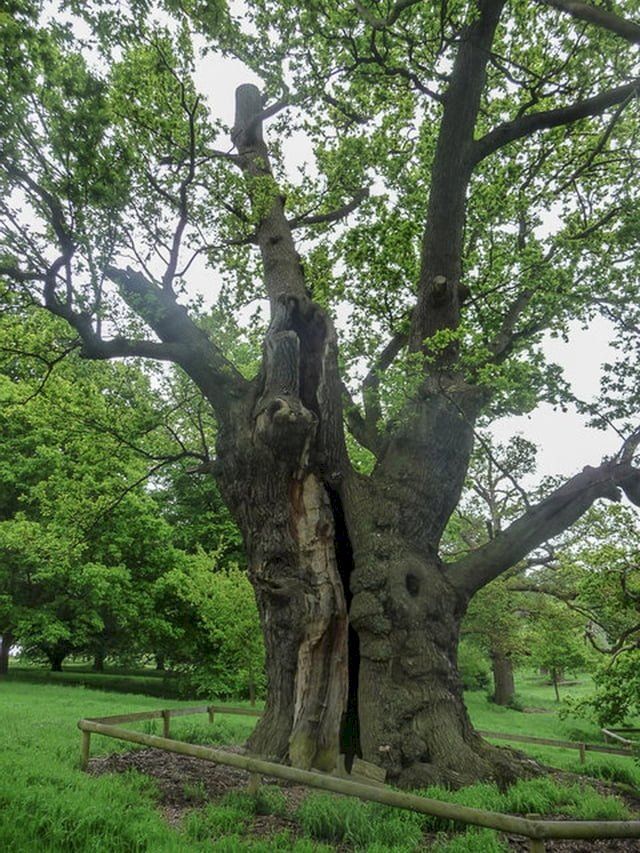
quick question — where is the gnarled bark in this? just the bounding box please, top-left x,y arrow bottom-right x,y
491,651 -> 516,707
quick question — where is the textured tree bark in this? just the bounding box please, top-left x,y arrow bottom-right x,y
0,632 -> 12,676
342,463 -> 535,788
214,296 -> 349,774
491,652 -> 515,707
551,668 -> 561,703
213,330 -> 534,785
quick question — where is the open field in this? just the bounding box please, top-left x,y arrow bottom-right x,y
1,673 -> 638,851
4,662 -> 184,699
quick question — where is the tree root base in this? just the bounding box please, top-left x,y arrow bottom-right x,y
394,744 -> 541,791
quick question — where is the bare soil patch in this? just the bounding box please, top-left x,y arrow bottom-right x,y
89,745 -> 307,837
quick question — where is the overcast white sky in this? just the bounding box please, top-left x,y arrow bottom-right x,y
188,41 -> 621,482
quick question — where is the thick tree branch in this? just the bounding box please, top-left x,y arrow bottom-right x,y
232,84 -> 307,309
540,0 -> 640,45
341,383 -> 382,456
362,330 -> 407,435
474,80 -> 640,162
0,265 -> 46,283
104,265 -> 247,417
446,460 -> 640,595
289,189 -> 369,229
409,0 -> 507,351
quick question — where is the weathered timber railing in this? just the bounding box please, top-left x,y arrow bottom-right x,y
477,729 -> 635,764
78,704 -> 640,852
602,727 -> 640,747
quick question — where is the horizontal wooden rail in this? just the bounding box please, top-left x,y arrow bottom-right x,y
77,719 -> 640,845
605,727 -> 640,733
602,728 -> 638,746
86,704 -> 263,725
85,704 -> 636,761
477,729 -> 634,760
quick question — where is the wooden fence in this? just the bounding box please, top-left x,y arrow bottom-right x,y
78,704 -> 640,852
602,727 -> 640,747
477,729 -> 635,764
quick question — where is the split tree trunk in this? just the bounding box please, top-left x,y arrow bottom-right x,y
491,651 -> 515,707
213,322 -> 533,786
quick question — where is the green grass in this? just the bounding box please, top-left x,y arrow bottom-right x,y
464,670 -> 640,789
0,681 -> 262,852
294,775 -> 631,851
0,673 -> 637,851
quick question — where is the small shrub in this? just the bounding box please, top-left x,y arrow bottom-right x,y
564,789 -> 630,821
502,778 -> 559,814
118,769 -> 161,802
506,694 -> 525,712
458,643 -> 491,691
255,785 -> 288,816
210,832 -> 332,852
296,794 -> 369,843
418,783 -> 505,832
217,785 -> 287,818
178,719 -> 237,745
218,790 -> 259,817
568,759 -> 639,788
503,777 -> 631,820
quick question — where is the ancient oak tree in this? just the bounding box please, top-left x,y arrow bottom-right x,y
1,0 -> 640,785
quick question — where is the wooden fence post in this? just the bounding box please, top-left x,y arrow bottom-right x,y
247,772 -> 260,795
80,730 -> 91,771
529,840 -> 545,852
208,706 -> 215,724
579,743 -> 586,764
162,709 -> 171,739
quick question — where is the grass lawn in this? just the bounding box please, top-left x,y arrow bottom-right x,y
0,675 -> 637,851
466,671 -> 640,790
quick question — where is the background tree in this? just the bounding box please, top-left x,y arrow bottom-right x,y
528,602 -> 589,702
2,0 -> 640,787
0,301 -> 185,670
446,435 -> 545,706
559,504 -> 640,723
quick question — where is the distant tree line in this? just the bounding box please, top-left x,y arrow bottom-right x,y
0,300 -> 262,698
